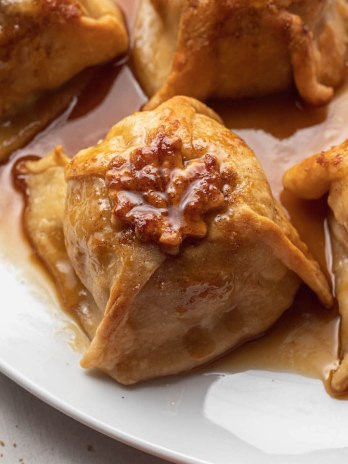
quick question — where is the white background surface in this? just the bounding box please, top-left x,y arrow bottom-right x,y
0,372 -> 170,464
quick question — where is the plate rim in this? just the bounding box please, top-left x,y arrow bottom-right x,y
0,358 -> 207,464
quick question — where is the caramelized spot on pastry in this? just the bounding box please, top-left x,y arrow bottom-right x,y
184,326 -> 216,359
40,0 -> 83,19
316,151 -> 344,168
106,132 -> 225,254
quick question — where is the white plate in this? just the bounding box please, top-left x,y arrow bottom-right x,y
2,67 -> 348,464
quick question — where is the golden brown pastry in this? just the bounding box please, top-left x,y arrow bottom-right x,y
133,0 -> 348,109
17,97 -> 331,384
283,140 -> 348,393
0,0 -> 128,118
60,96 -> 331,384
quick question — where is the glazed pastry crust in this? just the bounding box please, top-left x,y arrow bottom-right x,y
64,96 -> 331,384
0,0 -> 128,118
133,0 -> 348,109
283,140 -> 348,393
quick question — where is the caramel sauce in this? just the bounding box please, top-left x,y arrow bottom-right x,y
1,0 -> 348,391
210,287 -> 339,384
